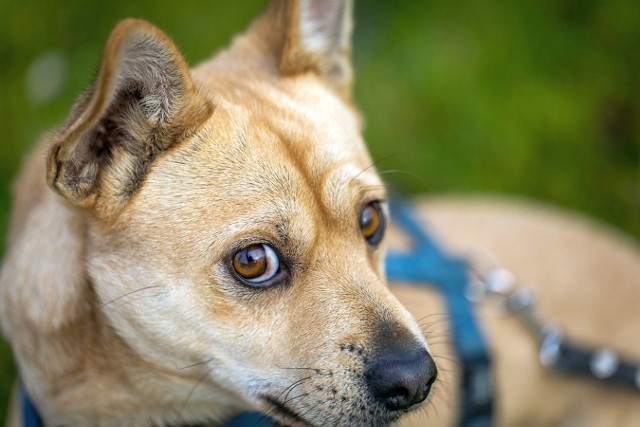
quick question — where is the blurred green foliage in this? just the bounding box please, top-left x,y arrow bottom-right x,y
0,0 -> 638,421
356,0 -> 639,228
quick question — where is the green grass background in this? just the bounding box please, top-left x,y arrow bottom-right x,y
1,0 -> 638,420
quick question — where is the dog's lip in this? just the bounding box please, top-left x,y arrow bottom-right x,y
261,395 -> 313,426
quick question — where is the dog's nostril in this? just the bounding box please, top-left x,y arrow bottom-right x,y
365,346 -> 437,411
383,386 -> 412,411
417,372 -> 437,403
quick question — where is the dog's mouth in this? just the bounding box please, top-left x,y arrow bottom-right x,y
262,395 -> 313,426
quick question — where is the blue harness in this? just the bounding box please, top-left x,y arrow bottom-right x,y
21,202 -> 494,427
385,202 -> 494,426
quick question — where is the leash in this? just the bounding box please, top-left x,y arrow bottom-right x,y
20,202 -> 640,427
481,277 -> 640,390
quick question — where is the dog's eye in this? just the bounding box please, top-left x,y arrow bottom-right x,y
232,244 -> 281,286
360,201 -> 385,245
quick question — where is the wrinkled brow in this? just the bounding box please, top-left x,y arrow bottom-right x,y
322,163 -> 386,223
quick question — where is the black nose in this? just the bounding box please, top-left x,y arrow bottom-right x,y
365,345 -> 437,411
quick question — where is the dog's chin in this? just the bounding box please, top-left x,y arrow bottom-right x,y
257,394 -> 412,427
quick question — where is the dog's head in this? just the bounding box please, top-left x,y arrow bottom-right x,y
45,1 -> 436,425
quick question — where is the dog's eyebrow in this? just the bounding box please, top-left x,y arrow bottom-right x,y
322,163 -> 386,216
324,163 -> 385,200
204,202 -> 317,261
274,217 -> 293,244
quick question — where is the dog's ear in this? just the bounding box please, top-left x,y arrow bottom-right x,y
259,0 -> 354,100
47,19 -> 211,214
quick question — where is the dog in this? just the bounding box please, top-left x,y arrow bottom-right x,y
1,0 -> 639,426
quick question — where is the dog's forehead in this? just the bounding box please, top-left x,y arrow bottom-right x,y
124,76 -> 384,257
189,75 -> 383,215
254,78 -> 382,208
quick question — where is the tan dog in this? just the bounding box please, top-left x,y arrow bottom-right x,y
1,0 -> 639,426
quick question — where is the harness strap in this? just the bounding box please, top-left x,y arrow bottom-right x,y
21,383 -> 43,427
222,412 -> 273,426
385,202 -> 494,427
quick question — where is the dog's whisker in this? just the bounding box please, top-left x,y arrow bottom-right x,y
349,152 -> 406,183
419,330 -> 451,338
420,320 -> 451,330
438,366 -> 460,384
98,285 -> 161,309
418,319 -> 450,333
432,352 -> 461,365
282,391 -> 310,407
434,367 -> 458,377
426,340 -> 454,348
419,322 -> 451,335
263,375 -> 314,423
416,312 -> 450,322
419,320 -> 450,328
281,376 -> 312,403
418,318 -> 451,327
417,316 -> 451,330
431,396 -> 442,420
417,404 -> 431,422
420,324 -> 450,334
419,395 -> 438,421
376,168 -> 429,189
432,384 -> 451,410
177,357 -> 214,371
426,339 -> 454,347
178,367 -> 212,419
425,337 -> 450,344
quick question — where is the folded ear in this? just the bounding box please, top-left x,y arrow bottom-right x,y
47,19 -> 212,214
262,0 -> 354,100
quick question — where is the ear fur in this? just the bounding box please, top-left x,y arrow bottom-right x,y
47,19 -> 212,214
260,0 -> 354,100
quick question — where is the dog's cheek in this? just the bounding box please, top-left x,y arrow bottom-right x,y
87,249 -> 229,371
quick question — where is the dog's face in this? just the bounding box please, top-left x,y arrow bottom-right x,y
45,1 -> 436,425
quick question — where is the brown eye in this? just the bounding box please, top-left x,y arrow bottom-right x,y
232,244 -> 281,286
359,201 -> 385,245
